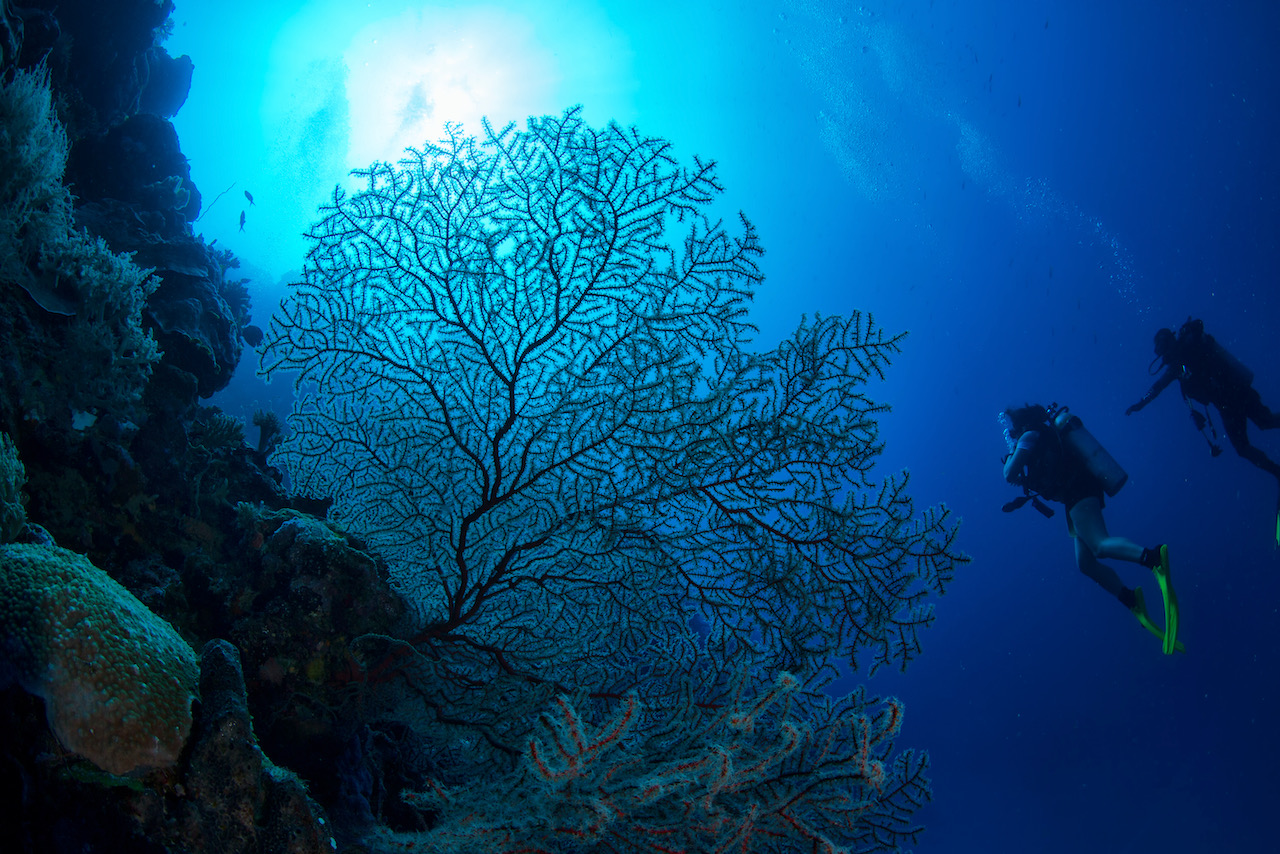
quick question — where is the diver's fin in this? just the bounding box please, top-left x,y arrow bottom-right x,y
1150,545 -> 1180,655
1274,484 -> 1279,547
1131,587 -> 1186,654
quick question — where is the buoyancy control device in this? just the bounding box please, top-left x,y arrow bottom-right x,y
1177,317 -> 1254,389
1203,336 -> 1254,389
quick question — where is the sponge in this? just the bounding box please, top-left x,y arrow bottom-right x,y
0,543 -> 199,775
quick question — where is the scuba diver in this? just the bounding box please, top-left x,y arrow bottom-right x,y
1126,317 -> 1280,479
1126,317 -> 1280,544
1001,403 -> 1181,654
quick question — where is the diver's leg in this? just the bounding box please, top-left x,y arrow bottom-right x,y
1243,388 -> 1280,430
1074,535 -> 1131,604
1223,404 -> 1280,478
1069,497 -> 1146,564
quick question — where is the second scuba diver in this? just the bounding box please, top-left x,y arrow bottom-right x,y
1001,403 -> 1181,654
1126,317 -> 1280,543
1127,318 -> 1280,477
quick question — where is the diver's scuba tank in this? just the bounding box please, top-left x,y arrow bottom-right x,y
1203,336 -> 1255,388
1178,317 -> 1254,388
1051,405 -> 1128,497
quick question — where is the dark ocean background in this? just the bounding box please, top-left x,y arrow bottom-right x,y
166,1 -> 1279,850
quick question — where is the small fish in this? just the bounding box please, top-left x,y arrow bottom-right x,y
245,190 -> 255,206
242,324 -> 264,347
239,210 -> 246,232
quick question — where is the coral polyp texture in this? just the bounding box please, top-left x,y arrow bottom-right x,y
0,67 -> 158,425
0,543 -> 199,775
0,433 -> 24,543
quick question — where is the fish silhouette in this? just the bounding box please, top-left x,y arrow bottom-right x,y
239,210 -> 246,232
242,324 -> 264,347
245,190 -> 255,206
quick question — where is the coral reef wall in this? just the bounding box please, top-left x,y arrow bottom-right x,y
0,2 -> 387,851
0,2 -> 964,853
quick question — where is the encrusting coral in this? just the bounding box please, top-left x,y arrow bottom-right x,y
0,66 -> 71,284
0,543 -> 199,775
0,66 -> 159,423
0,432 -> 24,543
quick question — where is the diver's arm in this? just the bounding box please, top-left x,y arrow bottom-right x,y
1126,370 -> 1177,415
1003,436 -> 1036,485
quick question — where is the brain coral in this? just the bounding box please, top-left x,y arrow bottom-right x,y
0,543 -> 199,775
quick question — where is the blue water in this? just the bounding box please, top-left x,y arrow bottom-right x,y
170,1 -> 1280,849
